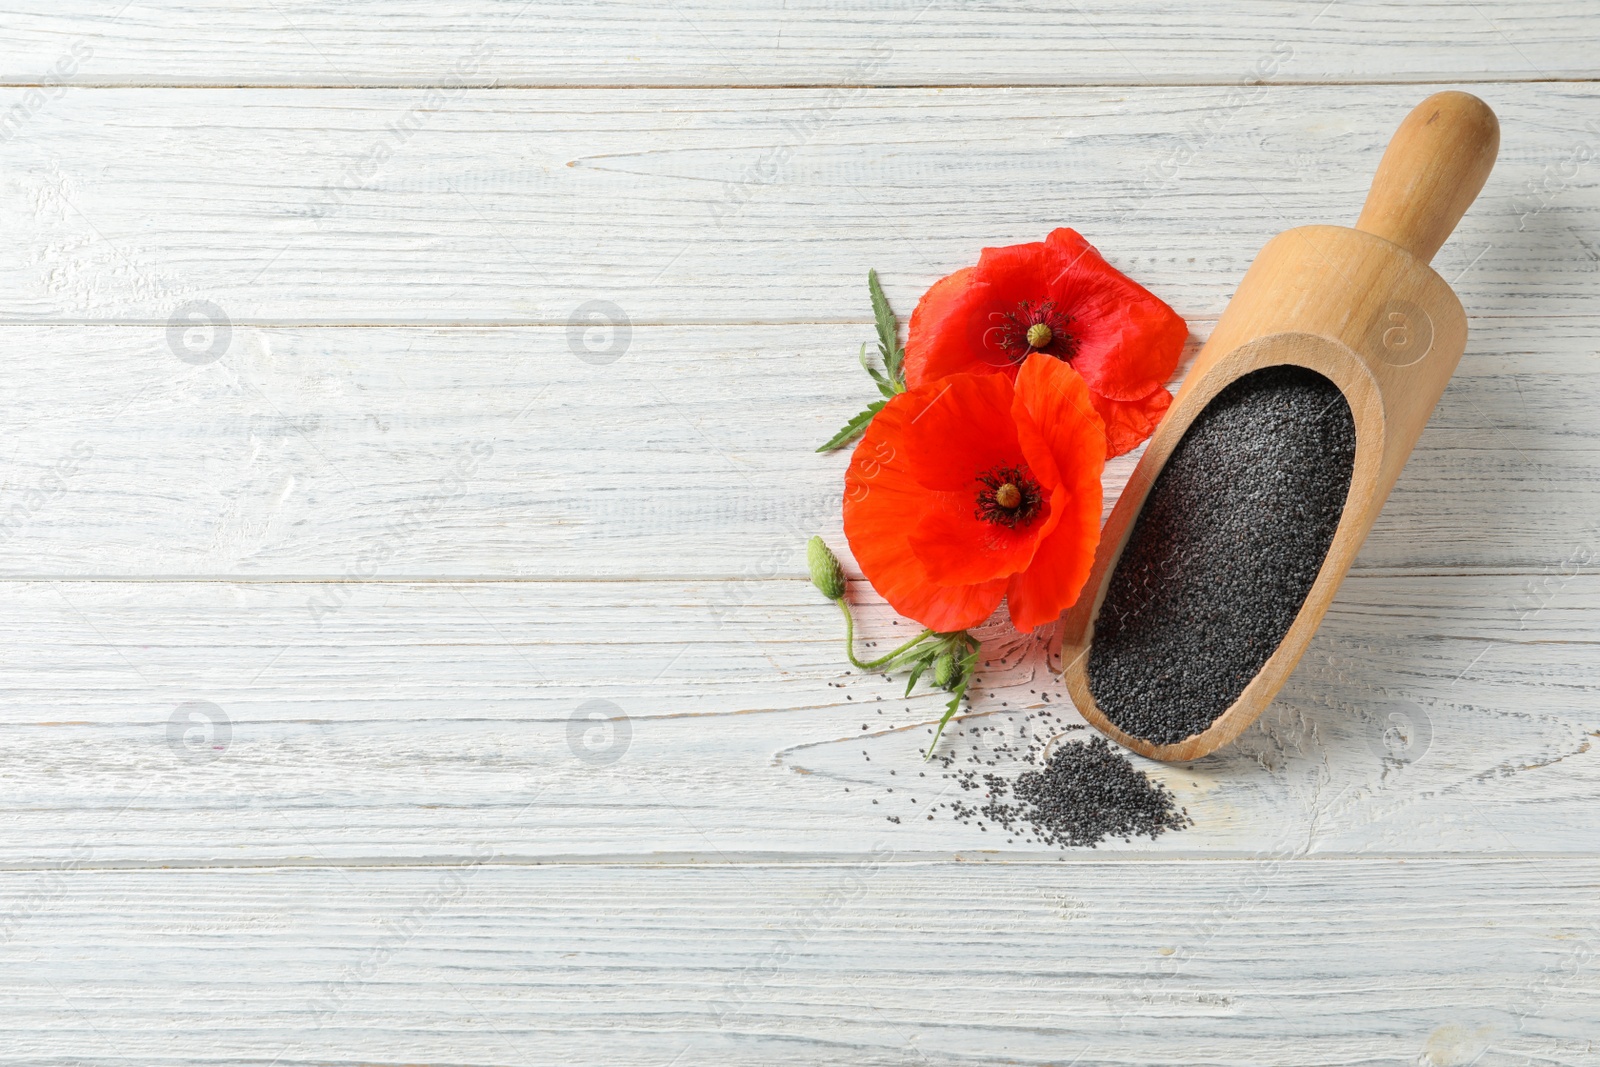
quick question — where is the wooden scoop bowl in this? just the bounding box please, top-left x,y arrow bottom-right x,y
1060,91 -> 1500,761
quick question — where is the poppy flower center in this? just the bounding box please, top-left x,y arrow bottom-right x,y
992,300 -> 1078,365
975,465 -> 1043,528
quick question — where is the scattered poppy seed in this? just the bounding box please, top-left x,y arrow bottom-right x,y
1088,365 -> 1356,745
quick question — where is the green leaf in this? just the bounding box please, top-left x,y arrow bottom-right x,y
856,341 -> 896,398
867,270 -> 906,391
884,343 -> 905,393
923,635 -> 981,759
926,692 -> 962,759
903,655 -> 930,698
816,400 -> 887,453
868,269 -> 896,360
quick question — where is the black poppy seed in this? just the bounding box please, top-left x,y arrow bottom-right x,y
1088,365 -> 1356,745
1003,737 -> 1192,848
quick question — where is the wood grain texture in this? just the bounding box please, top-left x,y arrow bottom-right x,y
0,861 -> 1595,1065
0,85 -> 1595,324
1355,90 -> 1501,263
0,1 -> 1595,87
0,573 -> 1593,865
3,318 -> 1598,577
1,4 -> 1597,1060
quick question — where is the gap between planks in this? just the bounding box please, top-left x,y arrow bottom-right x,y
2,78 -> 1600,90
1,851 -> 1597,873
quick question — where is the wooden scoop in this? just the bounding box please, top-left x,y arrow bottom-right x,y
1060,91 -> 1500,761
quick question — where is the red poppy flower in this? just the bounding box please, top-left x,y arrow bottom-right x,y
843,353 -> 1106,634
904,228 -> 1187,457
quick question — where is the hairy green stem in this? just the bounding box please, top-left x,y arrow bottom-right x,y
836,598 -> 933,671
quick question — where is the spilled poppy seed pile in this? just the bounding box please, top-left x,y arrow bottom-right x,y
851,697 -> 1191,848
1088,365 -> 1357,744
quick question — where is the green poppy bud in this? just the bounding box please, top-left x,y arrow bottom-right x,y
807,536 -> 846,600
933,651 -> 956,689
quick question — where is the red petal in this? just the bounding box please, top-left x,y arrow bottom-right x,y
1011,354 -> 1106,491
909,488 -> 1049,586
904,240 -> 1067,389
1005,354 -> 1106,632
904,266 -> 975,388
1042,228 -> 1187,402
1090,384 -> 1173,458
948,239 -> 1062,376
842,395 -> 1009,632
899,371 -> 1023,492
1006,486 -> 1103,633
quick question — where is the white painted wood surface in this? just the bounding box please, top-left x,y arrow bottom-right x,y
1,3 -> 1598,1064
1,862 -> 1595,1064
0,85 -> 1595,324
0,1 -> 1593,86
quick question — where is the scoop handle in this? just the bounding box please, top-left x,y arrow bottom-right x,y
1355,91 -> 1499,264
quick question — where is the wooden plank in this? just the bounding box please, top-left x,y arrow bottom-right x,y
0,860 -> 1594,1064
2,319 -> 1597,577
0,85 -> 1594,323
0,2 -> 1595,87
0,573 -> 1593,865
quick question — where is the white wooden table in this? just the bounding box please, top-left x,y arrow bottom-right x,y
2,3 -> 1597,1063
